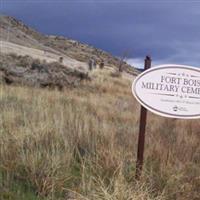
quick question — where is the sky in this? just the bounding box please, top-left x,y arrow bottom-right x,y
1,0 -> 200,68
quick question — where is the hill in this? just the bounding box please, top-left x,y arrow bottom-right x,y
0,15 -> 138,77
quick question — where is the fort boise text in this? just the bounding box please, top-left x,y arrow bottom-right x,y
141,75 -> 200,95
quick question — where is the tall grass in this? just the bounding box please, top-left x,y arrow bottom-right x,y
0,69 -> 199,200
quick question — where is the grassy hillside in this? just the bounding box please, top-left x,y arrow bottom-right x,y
0,69 -> 200,200
0,15 -> 137,75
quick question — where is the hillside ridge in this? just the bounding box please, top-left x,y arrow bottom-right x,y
0,15 -> 138,76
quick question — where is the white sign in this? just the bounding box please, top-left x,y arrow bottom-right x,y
132,65 -> 200,119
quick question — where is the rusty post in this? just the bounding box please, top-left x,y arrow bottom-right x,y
135,56 -> 151,180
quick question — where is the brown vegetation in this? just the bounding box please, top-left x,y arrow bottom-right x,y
0,69 -> 199,200
0,54 -> 89,90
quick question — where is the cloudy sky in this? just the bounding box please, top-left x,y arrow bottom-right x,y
1,0 -> 200,68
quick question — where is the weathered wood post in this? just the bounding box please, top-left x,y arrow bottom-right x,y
88,58 -> 93,71
59,56 -> 63,64
135,56 -> 151,180
99,60 -> 104,69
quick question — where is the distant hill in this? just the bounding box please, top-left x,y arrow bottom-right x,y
0,15 -> 138,76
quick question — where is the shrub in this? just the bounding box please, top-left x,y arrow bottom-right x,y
17,55 -> 33,68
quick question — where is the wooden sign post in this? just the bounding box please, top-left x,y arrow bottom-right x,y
135,56 -> 151,180
133,57 -> 200,180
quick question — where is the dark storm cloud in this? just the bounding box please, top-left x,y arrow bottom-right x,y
1,0 -> 200,68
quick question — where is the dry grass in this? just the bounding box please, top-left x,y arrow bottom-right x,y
0,69 -> 199,200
